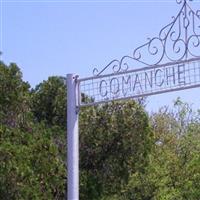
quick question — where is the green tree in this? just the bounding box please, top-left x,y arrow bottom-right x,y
0,62 -> 66,199
79,101 -> 153,200
0,61 -> 31,129
31,76 -> 67,128
0,124 -> 66,200
120,99 -> 200,200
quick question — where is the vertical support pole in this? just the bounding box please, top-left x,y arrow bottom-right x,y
67,74 -> 79,200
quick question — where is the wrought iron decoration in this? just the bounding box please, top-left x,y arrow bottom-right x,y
93,0 -> 200,76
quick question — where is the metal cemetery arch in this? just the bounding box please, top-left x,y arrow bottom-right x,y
67,0 -> 200,199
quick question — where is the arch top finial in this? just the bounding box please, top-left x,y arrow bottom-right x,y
176,0 -> 192,5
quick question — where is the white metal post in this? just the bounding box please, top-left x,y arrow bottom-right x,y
67,74 -> 79,200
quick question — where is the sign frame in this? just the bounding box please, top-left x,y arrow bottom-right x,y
77,57 -> 200,107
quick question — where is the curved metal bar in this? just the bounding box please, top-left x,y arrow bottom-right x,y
93,0 -> 200,76
93,59 -> 119,76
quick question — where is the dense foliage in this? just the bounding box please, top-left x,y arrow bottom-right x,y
1,60 -> 200,199
79,102 -> 153,200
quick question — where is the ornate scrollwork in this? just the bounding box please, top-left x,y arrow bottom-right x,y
93,0 -> 200,76
93,56 -> 131,76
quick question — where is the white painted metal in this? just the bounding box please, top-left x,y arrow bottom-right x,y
67,74 -> 79,200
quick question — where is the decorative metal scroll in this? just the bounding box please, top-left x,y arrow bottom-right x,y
77,0 -> 200,107
93,0 -> 200,76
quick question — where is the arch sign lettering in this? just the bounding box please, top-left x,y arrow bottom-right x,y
67,0 -> 200,199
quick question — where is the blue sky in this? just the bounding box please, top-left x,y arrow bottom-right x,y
1,0 -> 200,112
